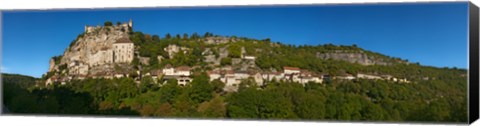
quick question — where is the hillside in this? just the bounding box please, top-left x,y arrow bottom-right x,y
2,20 -> 467,122
44,20 -> 427,85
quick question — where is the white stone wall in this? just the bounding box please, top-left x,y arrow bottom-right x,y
253,73 -> 263,86
234,73 -> 249,79
243,56 -> 256,60
177,77 -> 192,86
162,68 -> 175,75
113,43 -> 134,63
176,71 -> 191,76
284,69 -> 300,74
357,74 -> 382,80
209,74 -> 221,81
225,76 -> 237,86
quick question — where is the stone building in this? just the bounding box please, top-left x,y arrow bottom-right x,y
283,66 -> 301,74
161,65 -> 193,86
113,37 -> 134,63
46,20 -> 136,85
162,64 -> 175,75
175,66 -> 192,76
357,73 -> 382,80
85,19 -> 132,33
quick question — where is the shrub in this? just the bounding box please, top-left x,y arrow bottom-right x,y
104,21 -> 113,26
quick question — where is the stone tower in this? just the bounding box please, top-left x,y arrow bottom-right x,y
128,19 -> 133,28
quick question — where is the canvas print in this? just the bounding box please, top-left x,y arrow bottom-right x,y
1,2 -> 470,123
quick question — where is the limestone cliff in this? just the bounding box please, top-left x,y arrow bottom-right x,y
47,20 -> 134,82
316,50 -> 407,66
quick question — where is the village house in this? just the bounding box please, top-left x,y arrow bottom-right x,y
252,72 -> 264,86
162,64 -> 175,75
262,71 -> 284,82
398,78 -> 410,83
291,73 -> 323,85
149,69 -> 162,83
336,74 -> 356,80
161,65 -> 193,86
357,73 -> 383,80
113,37 -> 134,63
207,66 -> 324,88
175,66 -> 192,76
282,67 -> 324,85
207,69 -> 267,91
224,70 -> 236,86
234,71 -> 250,80
206,69 -> 239,92
207,70 -> 222,81
242,55 -> 256,60
283,66 -> 301,75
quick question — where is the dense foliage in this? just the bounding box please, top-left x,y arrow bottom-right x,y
3,67 -> 467,122
2,32 -> 468,123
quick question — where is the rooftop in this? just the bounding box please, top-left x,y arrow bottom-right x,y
115,37 -> 133,44
283,66 -> 300,71
176,66 -> 191,71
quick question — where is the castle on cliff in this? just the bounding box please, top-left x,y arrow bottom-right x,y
46,20 -> 135,85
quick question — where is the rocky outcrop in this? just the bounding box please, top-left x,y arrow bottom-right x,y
204,36 -> 239,44
48,58 -> 55,72
164,44 -> 189,58
48,20 -> 134,82
316,50 -> 389,65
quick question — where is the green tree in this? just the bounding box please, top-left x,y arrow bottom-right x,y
211,79 -> 225,93
159,79 -> 181,104
188,73 -> 214,104
104,21 -> 113,26
165,33 -> 171,39
149,55 -> 159,68
140,76 -> 154,93
183,33 -> 189,40
152,35 -> 160,41
197,96 -> 226,118
293,93 -> 326,119
227,44 -> 242,58
220,57 -> 232,66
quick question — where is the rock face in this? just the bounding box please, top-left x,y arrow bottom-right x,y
164,44 -> 189,58
204,36 -> 239,44
316,50 -> 389,66
48,58 -> 55,72
49,20 -> 135,81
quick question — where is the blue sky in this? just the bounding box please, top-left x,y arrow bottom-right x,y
1,2 -> 469,78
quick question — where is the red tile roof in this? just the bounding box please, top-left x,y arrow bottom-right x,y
164,64 -> 173,68
207,70 -> 220,75
176,66 -> 191,71
283,66 -> 300,71
225,70 -> 234,74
